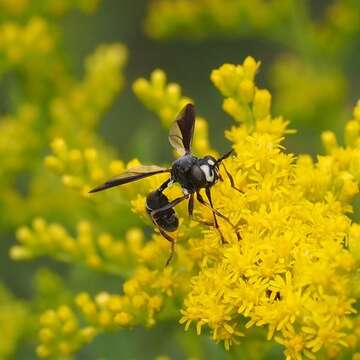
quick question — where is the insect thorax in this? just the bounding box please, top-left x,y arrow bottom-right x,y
171,154 -> 218,193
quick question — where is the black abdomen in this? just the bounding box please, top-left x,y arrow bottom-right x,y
146,191 -> 179,232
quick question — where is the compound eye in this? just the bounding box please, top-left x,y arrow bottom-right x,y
191,165 -> 204,183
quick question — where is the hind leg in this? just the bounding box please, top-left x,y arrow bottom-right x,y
150,194 -> 189,265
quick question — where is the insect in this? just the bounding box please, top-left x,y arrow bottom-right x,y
89,103 -> 241,265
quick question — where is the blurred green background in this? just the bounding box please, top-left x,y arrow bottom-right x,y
61,0 -> 360,162
1,0 -> 360,359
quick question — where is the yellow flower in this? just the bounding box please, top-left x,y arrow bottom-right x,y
179,58 -> 359,358
10,51 -> 360,359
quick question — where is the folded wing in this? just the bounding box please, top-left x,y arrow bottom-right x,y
168,103 -> 195,156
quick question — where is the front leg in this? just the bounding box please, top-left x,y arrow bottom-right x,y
196,190 -> 226,243
221,162 -> 243,193
187,193 -> 214,227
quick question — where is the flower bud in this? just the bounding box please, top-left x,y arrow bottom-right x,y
9,245 -> 33,260
80,327 -> 97,342
253,89 -> 271,119
166,83 -> 181,104
132,78 -> 150,96
238,79 -> 254,103
114,311 -> 132,326
321,131 -> 338,153
345,120 -> 359,147
243,56 -> 259,80
84,148 -> 97,162
36,345 -> 50,358
44,155 -> 64,174
51,138 -> 67,157
151,69 -> 166,89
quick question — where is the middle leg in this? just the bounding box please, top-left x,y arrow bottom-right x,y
188,193 -> 216,228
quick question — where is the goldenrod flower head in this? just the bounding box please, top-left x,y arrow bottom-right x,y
176,58 -> 360,358
243,56 -> 260,80
9,49 -> 360,360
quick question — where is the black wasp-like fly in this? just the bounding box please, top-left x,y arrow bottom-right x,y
90,104 -> 242,265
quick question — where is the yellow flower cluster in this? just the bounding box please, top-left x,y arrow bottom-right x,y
75,265 -> 178,329
293,99 -> 360,209
211,57 -> 261,124
0,103 -> 42,229
11,217 -> 145,274
0,3 -> 133,359
133,68 -> 191,127
44,137 -> 124,196
21,56 -> 360,359
177,58 -> 360,359
133,68 -> 214,157
36,264 -> 187,358
0,43 -> 127,229
36,305 -> 97,358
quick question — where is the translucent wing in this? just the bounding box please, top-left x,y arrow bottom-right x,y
168,121 -> 185,156
89,165 -> 170,193
168,103 -> 195,156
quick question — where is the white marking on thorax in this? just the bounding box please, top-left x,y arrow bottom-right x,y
200,164 -> 214,182
207,159 -> 215,165
183,188 -> 189,195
